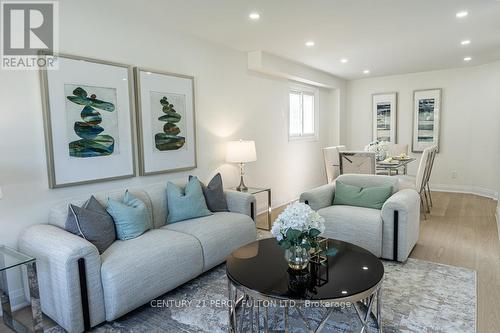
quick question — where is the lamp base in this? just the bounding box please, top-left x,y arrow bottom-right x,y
236,175 -> 248,192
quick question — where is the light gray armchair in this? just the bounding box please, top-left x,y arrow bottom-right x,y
300,174 -> 420,262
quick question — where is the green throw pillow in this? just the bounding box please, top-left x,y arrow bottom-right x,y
106,191 -> 151,240
167,176 -> 213,224
333,181 -> 392,210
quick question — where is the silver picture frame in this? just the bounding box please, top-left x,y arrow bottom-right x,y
134,67 -> 197,176
39,52 -> 137,188
412,88 -> 442,153
372,92 -> 397,143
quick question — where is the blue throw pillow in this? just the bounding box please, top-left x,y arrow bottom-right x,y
167,176 -> 213,224
106,191 -> 151,240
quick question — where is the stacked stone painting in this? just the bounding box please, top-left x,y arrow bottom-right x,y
150,92 -> 186,151
65,84 -> 119,158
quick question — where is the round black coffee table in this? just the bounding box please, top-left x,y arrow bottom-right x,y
226,238 -> 384,332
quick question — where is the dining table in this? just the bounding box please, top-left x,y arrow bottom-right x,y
376,157 -> 416,176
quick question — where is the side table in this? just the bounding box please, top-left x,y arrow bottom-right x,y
0,246 -> 43,333
233,187 -> 272,230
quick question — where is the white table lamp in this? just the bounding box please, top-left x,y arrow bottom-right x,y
226,140 -> 257,191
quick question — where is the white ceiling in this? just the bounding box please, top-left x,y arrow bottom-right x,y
121,0 -> 500,79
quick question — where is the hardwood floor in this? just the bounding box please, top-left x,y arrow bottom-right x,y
1,192 -> 498,333
409,192 -> 500,333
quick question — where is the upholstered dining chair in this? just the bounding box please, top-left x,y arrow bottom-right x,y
339,151 -> 376,175
398,145 -> 436,218
322,145 -> 346,183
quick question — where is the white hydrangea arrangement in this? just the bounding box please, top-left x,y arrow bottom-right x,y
271,202 -> 326,251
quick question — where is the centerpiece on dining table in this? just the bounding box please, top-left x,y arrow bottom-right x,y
271,202 -> 336,270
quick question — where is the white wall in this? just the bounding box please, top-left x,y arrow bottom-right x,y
0,2 -> 344,250
345,61 -> 500,198
0,2 -> 346,311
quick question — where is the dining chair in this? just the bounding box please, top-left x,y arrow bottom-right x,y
322,145 -> 346,183
423,145 -> 438,209
398,146 -> 434,218
339,151 -> 376,175
387,143 -> 409,157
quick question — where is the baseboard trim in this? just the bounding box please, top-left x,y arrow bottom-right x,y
429,183 -> 499,200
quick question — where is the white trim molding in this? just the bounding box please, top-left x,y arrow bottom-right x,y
429,183 -> 499,200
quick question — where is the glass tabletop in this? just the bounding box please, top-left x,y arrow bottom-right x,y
226,238 -> 384,301
0,245 -> 35,271
376,157 -> 416,169
232,187 -> 270,195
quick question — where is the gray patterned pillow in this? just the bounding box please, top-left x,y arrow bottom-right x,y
190,173 -> 229,212
65,196 -> 116,254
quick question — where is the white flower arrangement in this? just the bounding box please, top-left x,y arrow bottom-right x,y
271,202 -> 325,249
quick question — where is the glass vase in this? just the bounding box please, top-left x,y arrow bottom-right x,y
285,245 -> 309,270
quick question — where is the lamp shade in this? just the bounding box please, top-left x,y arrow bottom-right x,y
226,140 -> 257,163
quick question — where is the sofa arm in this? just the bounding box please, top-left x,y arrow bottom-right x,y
225,190 -> 257,220
299,184 -> 335,211
18,224 -> 106,333
381,189 -> 421,262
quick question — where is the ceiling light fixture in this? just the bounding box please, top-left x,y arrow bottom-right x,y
463,56 -> 472,62
363,69 -> 370,74
249,12 -> 260,20
305,41 -> 315,47
340,58 -> 348,64
460,40 -> 471,46
456,11 -> 468,18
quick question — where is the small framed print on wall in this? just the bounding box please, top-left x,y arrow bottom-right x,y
372,92 -> 397,143
134,68 -> 197,175
40,53 -> 136,188
412,89 -> 442,153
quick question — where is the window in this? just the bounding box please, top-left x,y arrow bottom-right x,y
288,84 -> 319,140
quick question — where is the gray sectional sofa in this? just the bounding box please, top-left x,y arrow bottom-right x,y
18,181 -> 257,333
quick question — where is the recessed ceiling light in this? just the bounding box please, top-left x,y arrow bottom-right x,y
340,58 -> 348,64
456,11 -> 468,18
460,40 -> 471,46
122,78 -> 127,81
249,12 -> 260,20
305,41 -> 315,47
362,266 -> 369,270
341,290 -> 348,294
463,56 -> 472,62
146,71 -> 152,75
363,69 -> 370,74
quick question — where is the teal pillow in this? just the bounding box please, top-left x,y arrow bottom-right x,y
106,191 -> 151,240
333,181 -> 392,210
167,177 -> 212,224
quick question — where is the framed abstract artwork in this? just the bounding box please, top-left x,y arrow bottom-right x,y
372,92 -> 397,143
412,89 -> 442,153
40,53 -> 136,188
134,68 -> 196,175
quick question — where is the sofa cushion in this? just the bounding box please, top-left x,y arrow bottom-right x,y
100,229 -> 203,321
106,191 -> 151,240
167,177 -> 212,224
333,181 -> 393,210
190,173 -> 229,212
65,196 -> 116,254
49,188 -> 154,230
163,212 -> 256,271
318,205 -> 383,257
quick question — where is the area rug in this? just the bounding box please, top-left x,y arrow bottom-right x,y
46,258 -> 475,333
